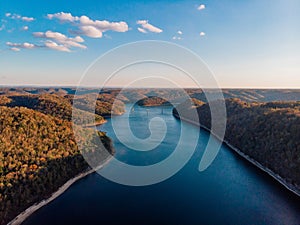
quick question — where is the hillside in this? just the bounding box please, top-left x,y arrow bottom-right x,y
71,93 -> 125,117
0,94 -> 110,126
0,105 -> 114,224
173,99 -> 300,194
137,96 -> 172,107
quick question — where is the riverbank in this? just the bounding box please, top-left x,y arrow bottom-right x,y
138,103 -> 172,107
173,113 -> 300,198
84,111 -> 127,128
84,119 -> 107,128
7,156 -> 112,225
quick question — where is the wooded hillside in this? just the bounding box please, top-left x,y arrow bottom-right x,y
0,93 -> 116,225
174,99 -> 300,192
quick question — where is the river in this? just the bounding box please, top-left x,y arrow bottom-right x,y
22,105 -> 300,225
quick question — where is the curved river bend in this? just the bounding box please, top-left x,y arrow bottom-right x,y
23,105 -> 300,225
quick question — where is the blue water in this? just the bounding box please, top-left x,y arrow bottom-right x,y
23,106 -> 300,225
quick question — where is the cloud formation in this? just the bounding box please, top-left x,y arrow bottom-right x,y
137,27 -> 147,33
21,17 -> 35,22
21,26 -> 28,31
137,20 -> 163,33
6,42 -> 36,49
6,42 -> 37,51
33,31 -> 87,49
47,12 -> 129,38
47,12 -> 78,22
76,25 -> 102,38
44,40 -> 71,52
172,30 -> 183,40
6,40 -> 71,52
5,13 -> 35,22
197,4 -> 206,10
200,32 -> 206,36
10,47 -> 21,52
6,30 -> 84,53
172,36 -> 182,40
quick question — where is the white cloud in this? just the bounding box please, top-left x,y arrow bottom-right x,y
200,32 -> 206,36
172,36 -> 182,40
137,20 -> 162,33
6,39 -> 74,52
77,17 -> 128,37
78,26 -> 103,38
197,4 -> 206,10
21,17 -> 35,22
5,13 -> 35,22
78,16 -> 128,32
33,30 -> 87,49
10,47 -> 20,52
6,42 -> 36,49
44,40 -> 71,52
47,12 -> 129,38
22,26 -> 29,31
172,31 -> 183,40
47,12 -> 79,22
137,27 -> 147,33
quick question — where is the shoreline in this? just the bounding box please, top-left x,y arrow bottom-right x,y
138,104 -> 172,107
173,113 -> 300,198
84,120 -> 107,128
7,156 -> 112,225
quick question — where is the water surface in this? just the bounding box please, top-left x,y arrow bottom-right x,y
23,105 -> 300,225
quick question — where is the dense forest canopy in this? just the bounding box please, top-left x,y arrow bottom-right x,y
0,92 -> 116,225
71,93 -> 125,117
137,96 -> 172,107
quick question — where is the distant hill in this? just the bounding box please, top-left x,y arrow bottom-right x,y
1,87 -> 300,103
5,94 -> 74,121
0,93 -> 127,124
186,89 -> 300,102
72,93 -> 125,117
137,96 -> 172,107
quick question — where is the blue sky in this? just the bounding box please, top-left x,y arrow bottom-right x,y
0,0 -> 299,87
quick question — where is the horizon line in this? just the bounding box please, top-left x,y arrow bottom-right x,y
0,84 -> 300,90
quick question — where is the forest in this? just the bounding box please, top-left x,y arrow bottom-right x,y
0,92 -> 121,225
173,98 -> 300,193
137,96 -> 172,107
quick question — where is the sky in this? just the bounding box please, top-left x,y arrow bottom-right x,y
0,0 -> 299,88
